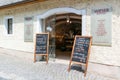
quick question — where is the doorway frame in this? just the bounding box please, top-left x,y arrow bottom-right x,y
36,7 -> 87,35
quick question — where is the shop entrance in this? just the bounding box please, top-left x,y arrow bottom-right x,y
45,13 -> 82,60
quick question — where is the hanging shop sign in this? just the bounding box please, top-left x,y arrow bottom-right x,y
24,16 -> 34,42
34,33 -> 49,63
68,36 -> 92,76
91,7 -> 112,46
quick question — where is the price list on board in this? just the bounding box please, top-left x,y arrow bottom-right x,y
36,34 -> 48,54
72,37 -> 90,63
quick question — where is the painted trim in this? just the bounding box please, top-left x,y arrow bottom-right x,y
37,7 -> 87,35
37,7 -> 83,18
82,9 -> 87,36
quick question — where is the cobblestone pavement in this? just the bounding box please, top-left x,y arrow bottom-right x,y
0,53 -> 117,80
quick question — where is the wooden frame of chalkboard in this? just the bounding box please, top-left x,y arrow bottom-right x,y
68,35 -> 92,77
34,33 -> 49,64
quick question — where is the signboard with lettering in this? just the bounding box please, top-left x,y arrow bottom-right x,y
24,16 -> 34,42
34,33 -> 49,63
68,36 -> 92,76
91,7 -> 112,46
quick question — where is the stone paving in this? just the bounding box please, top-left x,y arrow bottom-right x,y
0,53 -> 117,80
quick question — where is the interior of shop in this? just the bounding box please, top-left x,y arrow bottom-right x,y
45,13 -> 82,60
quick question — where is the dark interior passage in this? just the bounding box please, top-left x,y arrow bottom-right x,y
45,13 -> 82,60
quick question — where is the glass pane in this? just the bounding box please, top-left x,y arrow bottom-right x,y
7,18 -> 13,34
9,25 -> 13,34
45,17 -> 56,58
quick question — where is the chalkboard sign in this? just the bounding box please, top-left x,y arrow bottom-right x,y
68,36 -> 92,76
36,34 -> 48,54
72,37 -> 90,63
34,33 -> 49,63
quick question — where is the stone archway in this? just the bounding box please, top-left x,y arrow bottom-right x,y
36,7 -> 86,35
36,7 -> 87,59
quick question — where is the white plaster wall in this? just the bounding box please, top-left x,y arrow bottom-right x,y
0,0 -> 120,66
87,0 -> 120,66
0,14 -> 34,52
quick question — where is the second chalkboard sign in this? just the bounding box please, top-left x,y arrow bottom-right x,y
72,37 -> 90,63
34,33 -> 49,63
68,35 -> 92,77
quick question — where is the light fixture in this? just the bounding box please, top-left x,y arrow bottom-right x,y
66,14 -> 72,23
46,21 -> 52,32
66,14 -> 70,23
46,25 -> 52,31
67,19 -> 69,23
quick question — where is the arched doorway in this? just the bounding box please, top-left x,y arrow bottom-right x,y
45,13 -> 82,60
37,7 -> 86,59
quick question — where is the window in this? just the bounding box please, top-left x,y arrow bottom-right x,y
5,17 -> 13,35
7,18 -> 13,34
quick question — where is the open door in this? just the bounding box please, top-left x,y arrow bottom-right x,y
45,16 -> 56,59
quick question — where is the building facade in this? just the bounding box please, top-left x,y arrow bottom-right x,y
0,0 -> 120,67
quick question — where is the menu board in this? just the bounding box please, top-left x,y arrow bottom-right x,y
72,37 -> 90,63
35,34 -> 48,54
34,33 -> 49,63
68,36 -> 92,76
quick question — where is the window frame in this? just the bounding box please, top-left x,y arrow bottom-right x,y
4,16 -> 14,36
